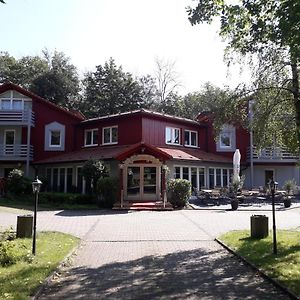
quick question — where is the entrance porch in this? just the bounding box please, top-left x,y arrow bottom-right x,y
114,143 -> 172,209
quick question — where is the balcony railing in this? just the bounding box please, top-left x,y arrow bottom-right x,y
0,144 -> 33,161
247,146 -> 299,162
0,110 -> 35,126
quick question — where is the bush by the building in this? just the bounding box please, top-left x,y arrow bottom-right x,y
167,178 -> 191,208
96,177 -> 119,208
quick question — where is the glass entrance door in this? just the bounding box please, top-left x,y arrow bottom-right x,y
143,167 -> 157,199
126,165 -> 159,200
127,167 -> 141,199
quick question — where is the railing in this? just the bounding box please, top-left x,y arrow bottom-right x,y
0,144 -> 33,160
247,146 -> 299,162
0,110 -> 35,126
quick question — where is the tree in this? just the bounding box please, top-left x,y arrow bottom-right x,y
0,52 -> 48,87
82,58 -> 147,117
30,50 -> 81,108
0,50 -> 81,109
154,58 -> 181,113
81,159 -> 106,194
187,0 -> 300,151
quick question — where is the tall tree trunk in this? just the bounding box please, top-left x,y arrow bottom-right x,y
290,55 -> 300,152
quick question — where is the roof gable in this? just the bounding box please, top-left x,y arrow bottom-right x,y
0,82 -> 85,121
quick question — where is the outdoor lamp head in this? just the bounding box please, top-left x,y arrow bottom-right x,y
270,180 -> 278,192
32,177 -> 42,193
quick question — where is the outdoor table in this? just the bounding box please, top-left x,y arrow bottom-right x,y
202,189 -> 212,194
249,190 -> 260,196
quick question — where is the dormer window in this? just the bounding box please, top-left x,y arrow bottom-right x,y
45,122 -> 65,151
184,130 -> 197,147
50,130 -> 61,147
217,125 -> 236,152
84,129 -> 98,146
166,127 -> 180,145
103,126 -> 118,145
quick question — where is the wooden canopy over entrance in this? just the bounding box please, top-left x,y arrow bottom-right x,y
115,142 -> 171,208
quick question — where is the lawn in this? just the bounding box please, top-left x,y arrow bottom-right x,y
219,230 -> 300,297
0,231 -> 79,299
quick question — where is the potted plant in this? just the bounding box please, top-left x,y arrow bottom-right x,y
283,179 -> 296,208
229,175 -> 245,210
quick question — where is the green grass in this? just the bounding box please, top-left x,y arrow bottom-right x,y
219,230 -> 300,297
0,232 -> 79,299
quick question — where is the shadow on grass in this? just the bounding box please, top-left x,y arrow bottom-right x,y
39,247 -> 286,299
224,231 -> 300,297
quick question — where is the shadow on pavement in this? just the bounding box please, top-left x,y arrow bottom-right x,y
38,247 -> 285,299
55,210 -> 130,217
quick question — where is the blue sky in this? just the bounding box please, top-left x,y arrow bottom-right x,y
0,0 -> 250,93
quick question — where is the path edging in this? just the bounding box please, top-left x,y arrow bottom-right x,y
31,237 -> 83,300
215,238 -> 300,300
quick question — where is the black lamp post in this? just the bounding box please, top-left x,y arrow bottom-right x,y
32,177 -> 42,255
269,179 -> 278,255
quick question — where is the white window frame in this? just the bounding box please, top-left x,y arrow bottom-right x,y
174,165 -> 206,190
217,125 -> 236,152
84,128 -> 98,147
44,122 -> 65,151
184,130 -> 198,147
208,167 -> 233,188
219,131 -> 232,149
0,90 -> 31,110
4,129 -> 16,145
49,130 -> 62,147
102,126 -> 118,145
165,127 -> 181,145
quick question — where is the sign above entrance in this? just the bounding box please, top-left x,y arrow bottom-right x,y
123,154 -> 162,165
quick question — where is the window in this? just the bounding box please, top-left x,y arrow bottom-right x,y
217,125 -> 236,152
208,168 -> 232,188
1,100 -> 11,110
85,129 -> 98,146
103,126 -> 118,144
45,122 -> 65,151
165,127 -> 180,145
220,132 -> 231,148
184,130 -> 197,147
50,130 -> 61,147
174,166 -> 206,191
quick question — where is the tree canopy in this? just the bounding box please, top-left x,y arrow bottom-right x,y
82,58 -> 156,117
187,0 -> 300,151
0,50 -> 81,108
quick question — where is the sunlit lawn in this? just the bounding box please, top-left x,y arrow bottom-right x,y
219,230 -> 300,297
0,232 -> 79,299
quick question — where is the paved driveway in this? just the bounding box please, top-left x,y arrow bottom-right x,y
1,207 -> 299,299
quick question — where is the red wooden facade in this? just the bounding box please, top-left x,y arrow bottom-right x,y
1,82 -> 298,195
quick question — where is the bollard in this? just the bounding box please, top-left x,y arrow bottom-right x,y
250,215 -> 268,239
16,215 -> 33,238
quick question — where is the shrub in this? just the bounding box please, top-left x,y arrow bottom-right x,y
0,241 -> 17,266
6,169 -> 32,196
283,179 -> 297,195
39,192 -> 96,206
167,179 -> 191,208
96,177 -> 119,208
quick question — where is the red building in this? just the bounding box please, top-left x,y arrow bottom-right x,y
0,82 -> 298,204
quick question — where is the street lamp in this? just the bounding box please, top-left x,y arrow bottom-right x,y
32,177 -> 42,255
269,179 -> 278,255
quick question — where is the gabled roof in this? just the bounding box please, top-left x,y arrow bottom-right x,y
34,145 -> 131,164
82,109 -> 200,126
115,142 -> 172,161
0,82 -> 85,121
34,143 -> 232,165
